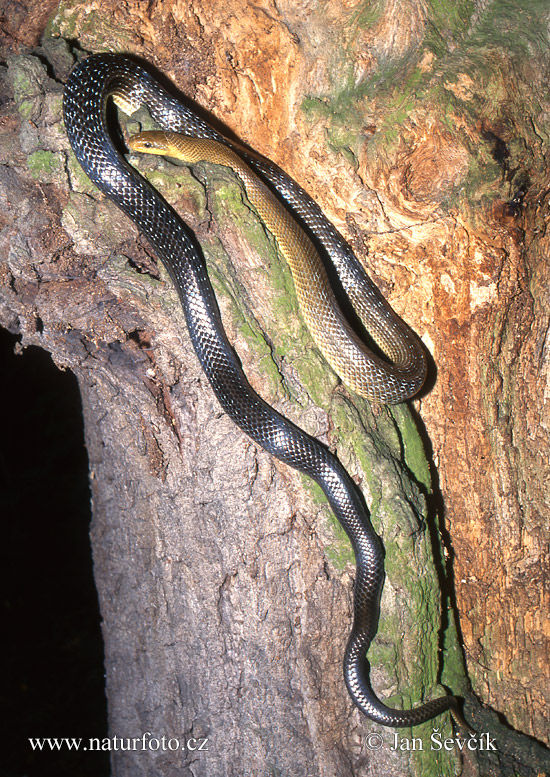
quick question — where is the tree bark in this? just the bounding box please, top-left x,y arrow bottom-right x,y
1,2 -> 549,777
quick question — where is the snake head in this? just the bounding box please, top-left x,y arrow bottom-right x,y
128,131 -> 221,166
128,130 -> 172,155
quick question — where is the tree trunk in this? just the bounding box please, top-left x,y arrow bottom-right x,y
1,2 -> 549,777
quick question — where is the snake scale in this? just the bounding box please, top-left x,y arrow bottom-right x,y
63,52 -> 460,728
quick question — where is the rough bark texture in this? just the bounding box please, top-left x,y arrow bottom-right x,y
2,2 -> 550,777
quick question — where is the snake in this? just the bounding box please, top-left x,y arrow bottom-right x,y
63,52 -> 460,728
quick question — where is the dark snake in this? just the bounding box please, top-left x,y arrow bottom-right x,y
63,52 -> 460,728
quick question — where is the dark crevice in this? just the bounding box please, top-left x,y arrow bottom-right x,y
0,327 -> 109,777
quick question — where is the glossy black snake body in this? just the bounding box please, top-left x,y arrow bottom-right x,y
63,52 -> 458,727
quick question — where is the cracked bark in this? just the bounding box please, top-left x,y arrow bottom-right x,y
2,3 -> 550,777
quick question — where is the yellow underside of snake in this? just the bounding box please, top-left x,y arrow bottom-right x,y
128,130 -> 425,402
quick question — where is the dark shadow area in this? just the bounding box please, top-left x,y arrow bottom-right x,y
0,327 -> 109,777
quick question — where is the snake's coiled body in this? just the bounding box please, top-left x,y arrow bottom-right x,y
64,53 -> 457,727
